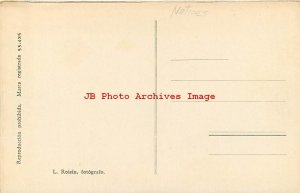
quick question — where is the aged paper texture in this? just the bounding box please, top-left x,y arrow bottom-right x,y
1,2 -> 300,193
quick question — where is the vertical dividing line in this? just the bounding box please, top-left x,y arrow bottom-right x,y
154,20 -> 158,175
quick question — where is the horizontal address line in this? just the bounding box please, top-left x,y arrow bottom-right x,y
209,134 -> 286,136
209,154 -> 287,156
171,80 -> 286,82
172,101 -> 286,103
209,131 -> 286,133
171,58 -> 229,61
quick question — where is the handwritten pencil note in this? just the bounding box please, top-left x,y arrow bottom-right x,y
1,2 -> 300,193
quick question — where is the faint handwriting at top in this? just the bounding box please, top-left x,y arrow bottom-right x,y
171,5 -> 208,17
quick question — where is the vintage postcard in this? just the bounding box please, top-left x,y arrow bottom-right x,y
1,2 -> 300,192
